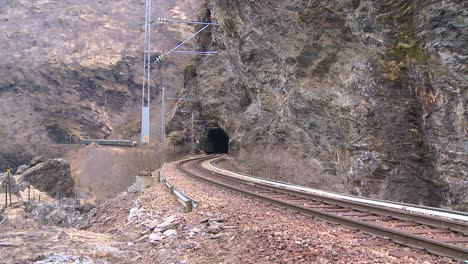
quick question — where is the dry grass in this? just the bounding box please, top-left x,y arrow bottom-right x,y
237,146 -> 343,192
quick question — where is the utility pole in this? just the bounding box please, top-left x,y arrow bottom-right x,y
191,111 -> 195,154
140,0 -> 152,148
154,17 -> 219,154
161,86 -> 166,143
4,169 -> 8,207
6,168 -> 11,206
136,0 -> 154,191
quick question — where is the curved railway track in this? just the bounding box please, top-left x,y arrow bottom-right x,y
176,155 -> 468,261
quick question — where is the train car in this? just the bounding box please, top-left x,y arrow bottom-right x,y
82,139 -> 137,147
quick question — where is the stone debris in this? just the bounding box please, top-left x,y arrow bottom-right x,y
162,229 -> 177,237
140,228 -> 152,236
156,215 -> 179,232
18,160 -> 452,264
29,198 -> 80,227
143,215 -> 181,245
199,214 -> 225,235
208,233 -> 223,240
141,218 -> 158,229
206,220 -> 223,234
149,232 -> 164,244
208,217 -> 225,223
187,227 -> 201,238
35,254 -> 91,264
127,207 -> 144,221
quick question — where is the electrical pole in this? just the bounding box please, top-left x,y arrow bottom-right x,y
154,17 -> 219,154
4,168 -> 8,207
136,0 -> 154,191
161,86 -> 166,143
141,0 -> 152,147
7,168 -> 11,206
191,111 -> 195,154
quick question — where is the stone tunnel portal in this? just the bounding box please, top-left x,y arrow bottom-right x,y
205,128 -> 229,154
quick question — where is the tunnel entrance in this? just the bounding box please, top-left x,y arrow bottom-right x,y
206,128 -> 229,154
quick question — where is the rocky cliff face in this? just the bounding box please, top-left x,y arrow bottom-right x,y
171,0 -> 467,210
0,0 -> 202,169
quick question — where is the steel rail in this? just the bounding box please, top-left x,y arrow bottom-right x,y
176,155 -> 468,261
201,159 -> 468,234
211,158 -> 468,218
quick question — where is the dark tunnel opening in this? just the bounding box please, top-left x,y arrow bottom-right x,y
206,128 -> 229,154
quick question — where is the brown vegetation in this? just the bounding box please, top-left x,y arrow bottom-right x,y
237,146 -> 344,192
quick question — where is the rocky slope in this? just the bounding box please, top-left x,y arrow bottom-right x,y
170,0 -> 467,210
0,0 -> 202,169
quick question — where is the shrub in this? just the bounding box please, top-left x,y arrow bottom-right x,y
237,145 -> 342,192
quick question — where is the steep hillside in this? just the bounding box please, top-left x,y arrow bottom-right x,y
170,0 -> 467,210
0,0 -> 202,168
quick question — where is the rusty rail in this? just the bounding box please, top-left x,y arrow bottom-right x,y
176,155 -> 468,261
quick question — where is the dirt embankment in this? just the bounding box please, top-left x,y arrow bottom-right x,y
70,143 -> 141,204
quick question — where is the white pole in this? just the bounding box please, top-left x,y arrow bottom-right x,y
161,86 -> 166,143
191,112 -> 195,154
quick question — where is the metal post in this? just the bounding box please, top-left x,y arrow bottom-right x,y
191,112 -> 195,154
148,142 -> 152,172
7,169 -> 11,206
185,200 -> 193,213
4,182 -> 7,207
161,86 -> 166,143
139,0 -> 152,174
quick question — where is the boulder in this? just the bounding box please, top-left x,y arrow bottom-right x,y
29,156 -> 45,167
15,165 -> 29,175
20,159 -> 75,198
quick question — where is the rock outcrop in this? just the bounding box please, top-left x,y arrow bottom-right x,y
20,159 -> 75,198
0,0 -> 203,169
170,0 -> 467,210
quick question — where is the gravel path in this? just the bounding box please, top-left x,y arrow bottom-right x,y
159,159 -> 456,263
72,158 -> 458,263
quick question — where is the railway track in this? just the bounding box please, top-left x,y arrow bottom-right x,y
176,155 -> 468,261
